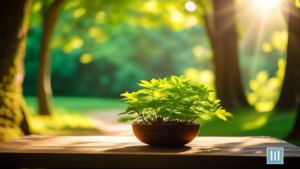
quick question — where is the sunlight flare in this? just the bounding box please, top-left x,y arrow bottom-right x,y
254,0 -> 280,11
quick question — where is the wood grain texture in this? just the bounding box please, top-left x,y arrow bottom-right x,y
0,135 -> 299,168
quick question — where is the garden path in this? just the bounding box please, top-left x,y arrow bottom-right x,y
87,109 -> 133,136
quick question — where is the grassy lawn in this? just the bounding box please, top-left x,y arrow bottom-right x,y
196,108 -> 295,138
24,97 -> 299,146
25,96 -> 127,115
24,96 -> 127,135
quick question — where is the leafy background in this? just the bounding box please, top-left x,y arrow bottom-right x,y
18,0 -> 299,145
24,0 -> 287,113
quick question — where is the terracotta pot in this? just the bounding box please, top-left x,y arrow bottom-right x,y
132,123 -> 200,147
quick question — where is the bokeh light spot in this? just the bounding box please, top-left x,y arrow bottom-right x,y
185,1 -> 197,12
88,27 -> 107,43
248,93 -> 258,105
144,0 -> 158,12
63,44 -> 72,53
249,80 -> 259,91
296,0 -> 300,8
186,16 -> 198,28
171,11 -> 183,23
255,102 -> 275,112
80,53 -> 93,64
267,77 -> 280,89
95,11 -> 105,23
73,8 -> 86,18
71,37 -> 84,49
256,71 -> 268,84
200,70 -> 213,83
193,46 -> 204,57
262,43 -> 272,53
242,115 -> 268,130
32,1 -> 42,13
64,1 -> 80,10
272,30 -> 288,53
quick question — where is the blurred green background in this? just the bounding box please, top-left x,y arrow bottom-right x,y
4,0 -> 298,145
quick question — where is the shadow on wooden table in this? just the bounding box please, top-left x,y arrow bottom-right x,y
105,145 -> 191,153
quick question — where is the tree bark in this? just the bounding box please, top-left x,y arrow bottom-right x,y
275,0 -> 300,112
286,99 -> 300,140
37,0 -> 64,115
0,0 -> 31,141
199,0 -> 249,110
283,1 -> 300,140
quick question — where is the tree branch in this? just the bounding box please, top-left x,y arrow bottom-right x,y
189,117 -> 198,123
133,108 -> 148,124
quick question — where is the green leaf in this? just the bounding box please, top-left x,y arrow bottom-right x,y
151,78 -> 158,85
141,80 -> 153,87
223,112 -> 234,117
214,100 -> 220,103
118,111 -> 129,115
138,83 -> 148,88
179,110 -> 197,116
119,75 -> 232,123
120,91 -> 130,97
199,114 -> 211,120
156,110 -> 171,117
179,75 -> 184,81
171,76 -> 179,85
128,111 -> 137,115
216,113 -> 227,121
118,106 -> 135,115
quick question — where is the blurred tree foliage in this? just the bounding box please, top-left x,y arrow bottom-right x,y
24,0 -> 210,98
23,0 -> 289,113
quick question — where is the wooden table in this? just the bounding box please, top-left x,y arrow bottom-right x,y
0,135 -> 300,168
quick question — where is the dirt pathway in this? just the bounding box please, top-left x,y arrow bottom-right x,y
87,109 -> 134,136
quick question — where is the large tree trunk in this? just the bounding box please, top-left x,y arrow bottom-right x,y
287,100 -> 300,140
275,0 -> 300,112
0,0 -> 31,141
37,0 -> 64,115
283,1 -> 300,140
199,0 -> 249,110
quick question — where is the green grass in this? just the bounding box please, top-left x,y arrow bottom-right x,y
25,96 -> 127,115
24,97 -> 299,146
194,108 -> 299,146
24,97 -> 127,135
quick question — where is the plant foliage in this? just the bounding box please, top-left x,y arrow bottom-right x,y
118,75 -> 233,124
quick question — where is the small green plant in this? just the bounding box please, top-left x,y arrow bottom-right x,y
118,75 -> 233,124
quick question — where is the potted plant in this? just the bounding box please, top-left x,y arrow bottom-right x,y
118,75 -> 233,146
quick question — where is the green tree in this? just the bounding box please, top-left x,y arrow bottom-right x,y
36,0 -> 132,115
197,0 -> 249,110
37,0 -> 64,115
0,0 -> 31,141
279,0 -> 300,140
275,0 -> 299,112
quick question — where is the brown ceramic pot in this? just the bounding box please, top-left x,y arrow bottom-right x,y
132,123 -> 200,147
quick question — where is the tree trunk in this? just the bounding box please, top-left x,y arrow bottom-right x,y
199,0 -> 249,110
0,0 -> 31,141
275,0 -> 300,112
283,1 -> 300,140
286,99 -> 300,140
37,0 -> 64,115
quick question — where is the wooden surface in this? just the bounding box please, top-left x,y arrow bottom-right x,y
0,135 -> 300,168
